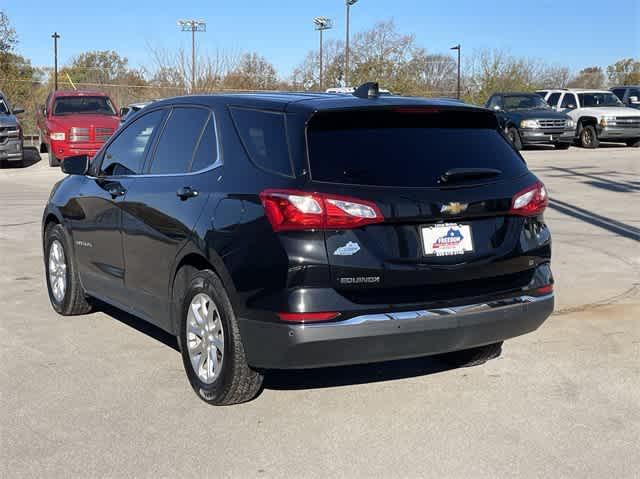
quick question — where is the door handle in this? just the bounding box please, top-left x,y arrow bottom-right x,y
177,186 -> 199,200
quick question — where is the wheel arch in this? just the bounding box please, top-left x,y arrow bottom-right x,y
168,245 -> 239,335
577,116 -> 598,131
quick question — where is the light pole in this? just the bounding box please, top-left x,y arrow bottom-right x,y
345,0 -> 358,87
313,17 -> 333,91
450,44 -> 461,100
177,19 -> 207,93
52,32 -> 60,91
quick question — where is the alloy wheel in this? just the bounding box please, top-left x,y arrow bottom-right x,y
186,293 -> 225,384
48,240 -> 67,303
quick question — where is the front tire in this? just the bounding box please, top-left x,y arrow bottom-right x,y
179,269 -> 263,405
438,342 -> 503,368
44,223 -> 93,315
579,125 -> 599,148
507,127 -> 523,150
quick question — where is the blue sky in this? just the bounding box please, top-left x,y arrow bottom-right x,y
6,0 -> 639,78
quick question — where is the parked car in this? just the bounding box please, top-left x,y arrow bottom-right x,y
42,85 -> 554,405
37,90 -> 120,167
538,89 -> 640,148
326,86 -> 392,96
119,100 -> 157,125
0,90 -> 25,167
610,86 -> 640,110
485,92 -> 575,150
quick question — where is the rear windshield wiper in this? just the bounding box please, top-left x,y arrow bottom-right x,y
437,168 -> 502,184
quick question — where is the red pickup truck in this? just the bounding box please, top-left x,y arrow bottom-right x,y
37,90 -> 120,167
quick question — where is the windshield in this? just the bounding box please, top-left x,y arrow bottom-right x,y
0,99 -> 9,114
578,93 -> 624,108
307,109 -> 527,188
53,96 -> 116,116
503,95 -> 549,110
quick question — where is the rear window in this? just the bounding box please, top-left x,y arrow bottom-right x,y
308,109 -> 527,187
53,96 -> 116,116
230,107 -> 293,176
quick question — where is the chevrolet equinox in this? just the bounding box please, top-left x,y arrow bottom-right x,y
42,84 -> 554,405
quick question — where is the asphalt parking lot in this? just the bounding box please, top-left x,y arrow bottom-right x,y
1,146 -> 639,478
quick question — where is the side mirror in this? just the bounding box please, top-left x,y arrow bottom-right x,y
13,107 -> 25,114
119,107 -> 129,117
629,96 -> 639,104
61,155 -> 89,176
493,105 -> 502,111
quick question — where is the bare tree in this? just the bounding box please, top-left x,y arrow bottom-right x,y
222,52 -> 279,90
567,67 -> 605,89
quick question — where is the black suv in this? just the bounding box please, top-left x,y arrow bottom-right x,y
486,92 -> 575,149
42,85 -> 554,405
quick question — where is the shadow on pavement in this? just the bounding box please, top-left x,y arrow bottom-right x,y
548,198 -> 640,242
547,166 -> 639,193
92,299 -> 458,390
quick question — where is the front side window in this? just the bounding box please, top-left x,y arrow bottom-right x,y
53,96 -> 116,116
561,94 -> 578,109
578,93 -> 623,108
148,107 -> 210,175
101,109 -> 165,176
230,108 -> 293,176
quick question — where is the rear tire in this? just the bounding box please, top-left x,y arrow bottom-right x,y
579,125 -> 599,148
626,139 -> 640,147
507,127 -> 523,150
554,142 -> 571,150
178,269 -> 263,405
48,153 -> 61,167
44,223 -> 93,315
438,342 -> 503,368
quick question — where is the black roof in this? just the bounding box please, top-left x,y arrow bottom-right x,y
150,91 -> 480,114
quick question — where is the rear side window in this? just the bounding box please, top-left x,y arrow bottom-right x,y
307,109 -> 527,188
190,116 -> 218,172
230,108 -> 293,176
149,107 -> 210,175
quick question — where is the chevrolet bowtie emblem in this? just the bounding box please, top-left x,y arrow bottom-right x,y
440,202 -> 469,215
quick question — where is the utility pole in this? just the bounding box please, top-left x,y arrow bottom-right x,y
345,0 -> 358,87
52,32 -> 60,91
177,19 -> 207,94
313,17 -> 333,91
451,44 -> 461,100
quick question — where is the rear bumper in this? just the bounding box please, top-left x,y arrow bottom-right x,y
520,128 -> 575,144
239,293 -> 554,369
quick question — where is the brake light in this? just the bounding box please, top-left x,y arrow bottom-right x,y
260,189 -> 384,232
277,312 -> 340,322
509,181 -> 548,216
533,284 -> 554,295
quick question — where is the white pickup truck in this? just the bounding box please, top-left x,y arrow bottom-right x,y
537,89 -> 640,148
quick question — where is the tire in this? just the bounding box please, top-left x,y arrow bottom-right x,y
39,132 -> 48,154
178,269 -> 263,405
44,223 -> 93,315
49,153 -> 61,167
579,125 -> 599,148
438,342 -> 503,368
554,142 -> 571,150
507,127 -> 523,150
626,139 -> 640,147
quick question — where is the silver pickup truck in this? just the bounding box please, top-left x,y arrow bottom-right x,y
0,91 -> 25,166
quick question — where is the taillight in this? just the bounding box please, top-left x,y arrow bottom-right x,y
277,312 -> 340,323
259,189 -> 384,232
509,181 -> 548,216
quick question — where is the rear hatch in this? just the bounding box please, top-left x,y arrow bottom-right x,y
306,107 -> 548,306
